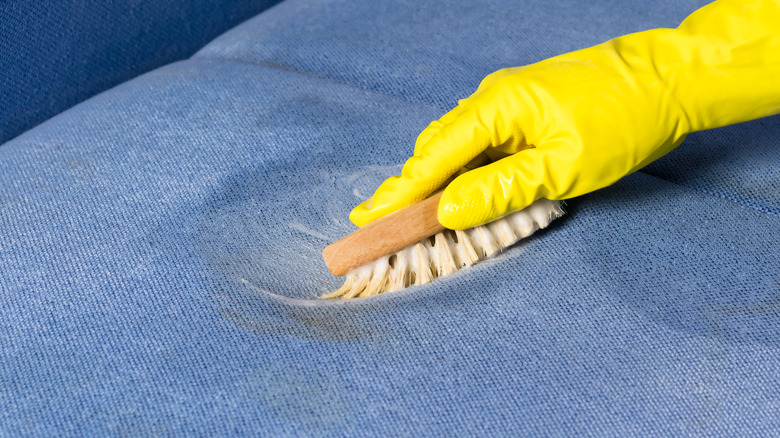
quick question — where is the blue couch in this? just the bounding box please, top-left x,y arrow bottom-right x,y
2,0 -> 778,436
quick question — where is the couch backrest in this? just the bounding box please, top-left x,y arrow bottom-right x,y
0,0 -> 283,145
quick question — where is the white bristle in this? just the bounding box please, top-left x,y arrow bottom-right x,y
550,200 -> 566,219
320,272 -> 358,299
346,266 -> 372,299
358,256 -> 391,298
386,250 -> 410,292
412,242 -> 434,285
432,232 -> 458,277
507,209 -> 535,237
451,229 -> 479,268
422,237 -> 437,266
322,199 -> 565,299
468,225 -> 500,258
529,198 -> 555,228
487,217 -> 518,248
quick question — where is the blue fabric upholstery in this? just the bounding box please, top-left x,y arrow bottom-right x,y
197,0 -> 707,108
0,0 -> 282,144
196,0 -> 780,217
1,0 -> 778,435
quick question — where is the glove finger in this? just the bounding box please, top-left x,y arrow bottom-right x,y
350,103 -> 510,226
414,67 -> 522,156
475,68 -> 515,92
413,100 -> 467,155
438,146 -> 559,230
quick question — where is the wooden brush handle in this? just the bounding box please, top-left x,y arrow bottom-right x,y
323,192 -> 445,276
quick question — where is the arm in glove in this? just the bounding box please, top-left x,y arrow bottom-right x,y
350,0 -> 780,230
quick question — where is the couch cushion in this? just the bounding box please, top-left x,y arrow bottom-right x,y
2,1 -> 779,436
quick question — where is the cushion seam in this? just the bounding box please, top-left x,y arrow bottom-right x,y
192,52 -> 447,113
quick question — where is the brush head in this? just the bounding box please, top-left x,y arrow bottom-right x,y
322,192 -> 445,277
321,198 -> 565,299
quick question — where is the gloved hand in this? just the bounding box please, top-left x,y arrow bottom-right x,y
350,0 -> 780,230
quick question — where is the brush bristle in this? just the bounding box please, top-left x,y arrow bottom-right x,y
321,198 -> 565,299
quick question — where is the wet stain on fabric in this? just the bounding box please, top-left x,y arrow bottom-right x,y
212,275 -> 426,342
182,89 -> 453,340
190,158 -> 427,341
193,159 -> 401,301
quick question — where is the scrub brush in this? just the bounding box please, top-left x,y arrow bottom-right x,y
321,192 -> 565,299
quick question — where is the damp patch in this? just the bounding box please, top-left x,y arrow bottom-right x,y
193,157 -> 403,301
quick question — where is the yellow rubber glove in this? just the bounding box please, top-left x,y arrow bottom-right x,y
350,0 -> 780,230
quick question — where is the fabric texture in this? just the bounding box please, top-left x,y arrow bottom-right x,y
1,0 -> 779,436
0,0 -> 282,144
